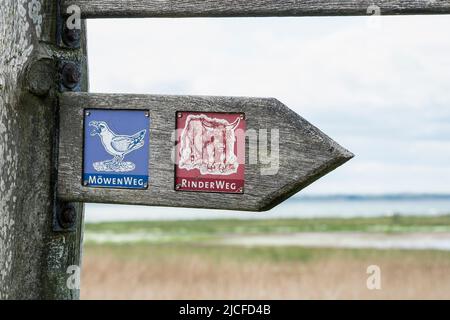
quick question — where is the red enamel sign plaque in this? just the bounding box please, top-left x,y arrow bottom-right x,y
175,112 -> 246,194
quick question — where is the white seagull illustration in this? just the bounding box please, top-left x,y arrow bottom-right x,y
89,121 -> 146,164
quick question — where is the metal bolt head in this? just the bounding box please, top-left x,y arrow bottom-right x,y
59,204 -> 76,229
177,113 -> 183,118
175,184 -> 181,190
62,27 -> 81,48
144,112 -> 150,118
61,62 -> 81,89
85,111 -> 90,117
240,114 -> 246,120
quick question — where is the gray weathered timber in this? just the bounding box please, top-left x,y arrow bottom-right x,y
58,93 -> 353,211
0,0 -> 86,299
62,0 -> 450,18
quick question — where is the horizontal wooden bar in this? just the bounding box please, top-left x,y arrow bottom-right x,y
62,0 -> 450,18
57,92 -> 352,211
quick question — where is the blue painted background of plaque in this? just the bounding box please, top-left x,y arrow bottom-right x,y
83,109 -> 150,189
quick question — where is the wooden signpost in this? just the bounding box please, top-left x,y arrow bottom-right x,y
63,0 -> 450,18
58,93 -> 352,211
1,0 -> 449,300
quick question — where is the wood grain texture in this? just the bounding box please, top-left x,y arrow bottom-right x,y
58,93 -> 353,211
0,0 -> 86,299
62,0 -> 450,18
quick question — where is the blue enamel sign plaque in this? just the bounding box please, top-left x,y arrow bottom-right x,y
83,109 -> 150,189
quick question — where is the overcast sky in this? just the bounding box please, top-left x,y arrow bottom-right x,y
87,15 -> 450,195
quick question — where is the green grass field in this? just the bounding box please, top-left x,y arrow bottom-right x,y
84,215 -> 450,244
81,216 -> 450,299
85,241 -> 450,264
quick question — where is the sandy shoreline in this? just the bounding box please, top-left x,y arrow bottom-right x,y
85,231 -> 450,251
218,232 -> 450,251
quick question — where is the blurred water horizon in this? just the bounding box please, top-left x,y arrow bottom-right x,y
85,193 -> 450,223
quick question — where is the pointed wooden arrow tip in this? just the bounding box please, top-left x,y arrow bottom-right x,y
255,98 -> 354,212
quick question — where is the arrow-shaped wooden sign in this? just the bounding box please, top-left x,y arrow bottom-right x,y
62,0 -> 450,18
58,92 -> 352,211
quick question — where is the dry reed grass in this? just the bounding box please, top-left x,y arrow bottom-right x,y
80,245 -> 450,300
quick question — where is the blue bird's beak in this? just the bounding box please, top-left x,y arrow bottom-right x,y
89,121 -> 101,136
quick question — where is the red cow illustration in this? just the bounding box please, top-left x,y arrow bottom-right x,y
179,114 -> 240,175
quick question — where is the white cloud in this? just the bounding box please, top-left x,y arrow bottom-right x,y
87,16 -> 450,194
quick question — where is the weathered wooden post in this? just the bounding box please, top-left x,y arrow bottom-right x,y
0,0 -> 87,299
5,0 -> 448,300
